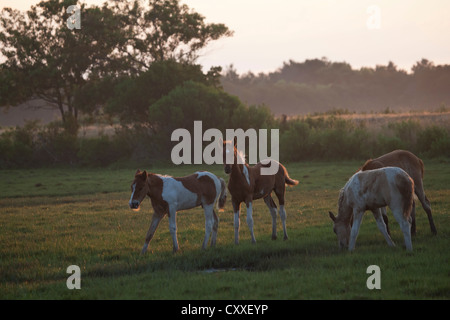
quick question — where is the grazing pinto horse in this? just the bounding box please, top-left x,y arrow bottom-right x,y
222,139 -> 298,244
129,170 -> 227,253
329,167 -> 414,251
361,149 -> 436,235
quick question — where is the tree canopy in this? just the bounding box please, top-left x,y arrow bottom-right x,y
0,0 -> 232,131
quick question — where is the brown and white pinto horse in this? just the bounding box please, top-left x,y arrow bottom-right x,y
129,170 -> 227,254
329,167 -> 414,251
222,139 -> 298,244
361,149 -> 436,235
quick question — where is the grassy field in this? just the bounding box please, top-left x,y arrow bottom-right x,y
0,160 -> 449,300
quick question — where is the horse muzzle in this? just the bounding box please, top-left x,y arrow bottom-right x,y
129,200 -> 140,211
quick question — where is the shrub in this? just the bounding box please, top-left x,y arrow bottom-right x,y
418,126 -> 450,157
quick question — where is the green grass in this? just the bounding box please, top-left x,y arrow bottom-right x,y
1,160 -> 449,299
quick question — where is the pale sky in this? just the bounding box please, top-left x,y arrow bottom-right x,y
2,0 -> 450,74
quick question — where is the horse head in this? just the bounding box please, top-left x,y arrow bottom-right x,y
129,169 -> 149,211
329,211 -> 352,250
222,138 -> 237,174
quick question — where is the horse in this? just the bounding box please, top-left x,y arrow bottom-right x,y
361,149 -> 436,235
329,166 -> 414,251
129,169 -> 227,254
222,138 -> 298,244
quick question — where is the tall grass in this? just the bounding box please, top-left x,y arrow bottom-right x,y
2,112 -> 450,169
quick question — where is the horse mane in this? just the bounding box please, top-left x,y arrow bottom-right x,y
235,148 -> 247,165
336,187 -> 352,225
337,188 -> 345,213
155,173 -> 172,178
360,159 -> 373,171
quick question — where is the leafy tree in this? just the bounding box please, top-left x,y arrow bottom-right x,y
104,0 -> 232,70
102,60 -> 221,126
0,0 -> 127,133
0,0 -> 232,132
148,80 -> 245,135
145,80 -> 276,160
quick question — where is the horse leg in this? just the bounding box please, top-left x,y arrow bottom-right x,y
274,189 -> 288,240
423,195 -> 437,235
246,201 -> 257,244
415,183 -> 437,235
202,204 -> 215,250
398,215 -> 413,251
380,207 -> 390,236
264,195 -> 278,240
210,209 -> 219,247
279,204 -> 288,240
371,209 -> 395,247
391,203 -> 413,251
232,199 -> 241,245
141,212 -> 164,254
401,217 -> 413,251
348,209 -> 364,251
168,206 -> 179,253
411,200 -> 417,236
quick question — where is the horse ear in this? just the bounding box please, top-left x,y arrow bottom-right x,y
135,169 -> 141,176
329,211 -> 336,222
142,170 -> 148,180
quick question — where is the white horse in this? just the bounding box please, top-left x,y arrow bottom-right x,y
129,170 -> 227,253
329,167 -> 414,251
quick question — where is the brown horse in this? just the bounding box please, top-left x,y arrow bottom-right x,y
361,149 -> 436,235
222,138 -> 298,244
129,170 -> 227,253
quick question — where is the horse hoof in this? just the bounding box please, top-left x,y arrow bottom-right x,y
283,235 -> 288,241
272,235 -> 277,240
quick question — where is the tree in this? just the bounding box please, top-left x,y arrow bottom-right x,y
0,0 -> 232,132
148,80 -> 275,140
0,0 -> 126,133
102,59 -> 220,126
104,0 -> 233,71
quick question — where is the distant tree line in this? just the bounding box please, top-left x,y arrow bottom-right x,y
222,58 -> 450,115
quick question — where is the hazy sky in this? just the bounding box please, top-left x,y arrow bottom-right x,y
2,0 -> 450,74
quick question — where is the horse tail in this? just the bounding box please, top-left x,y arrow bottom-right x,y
217,178 -> 227,210
397,173 -> 414,219
285,176 -> 299,186
283,167 -> 299,186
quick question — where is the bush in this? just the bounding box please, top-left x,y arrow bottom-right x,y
418,126 -> 450,157
386,120 -> 421,153
1,104 -> 450,169
0,121 -> 38,168
279,116 -> 373,161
